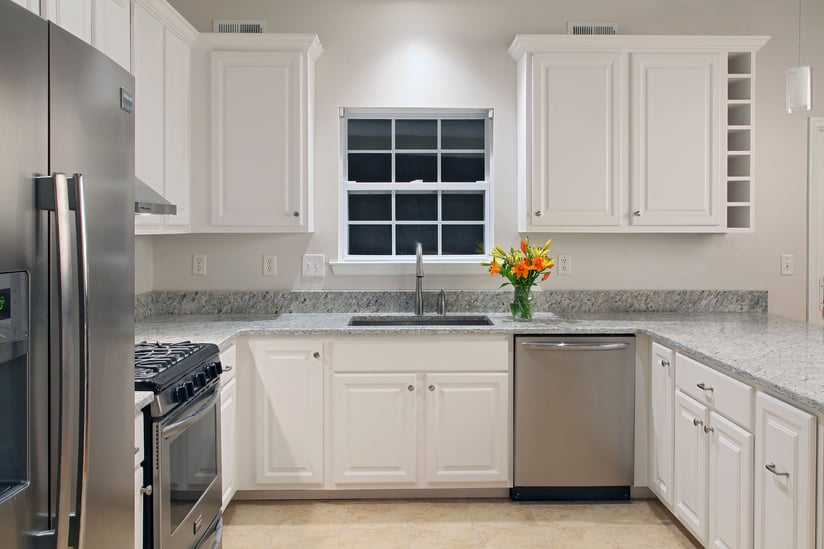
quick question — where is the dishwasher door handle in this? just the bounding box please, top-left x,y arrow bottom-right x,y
520,342 -> 630,352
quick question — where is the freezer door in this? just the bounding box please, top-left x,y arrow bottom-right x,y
49,23 -> 136,549
0,2 -> 50,548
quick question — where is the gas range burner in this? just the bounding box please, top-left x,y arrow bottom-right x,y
134,341 -> 221,404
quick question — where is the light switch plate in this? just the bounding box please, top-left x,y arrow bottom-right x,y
302,254 -> 325,277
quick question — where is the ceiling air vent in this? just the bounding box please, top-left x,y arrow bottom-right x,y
213,20 -> 266,33
567,22 -> 618,35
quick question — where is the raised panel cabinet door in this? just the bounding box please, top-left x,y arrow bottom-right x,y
332,373 -> 417,485
219,377 -> 237,510
424,372 -> 509,484
673,389 -> 709,545
91,0 -> 130,71
163,28 -> 191,227
649,342 -> 675,507
630,51 -> 723,227
44,0 -> 92,44
708,411 -> 753,549
132,2 -> 165,230
530,52 -> 624,227
250,340 -> 324,485
210,50 -> 308,230
134,466 -> 143,549
754,392 -> 815,549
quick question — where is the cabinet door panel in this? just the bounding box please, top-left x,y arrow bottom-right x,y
649,342 -> 675,507
673,389 -> 709,545
45,0 -> 92,43
425,373 -> 508,484
631,52 -> 722,227
250,341 -> 323,485
754,392 -> 815,549
210,50 -> 306,229
332,373 -> 417,484
92,0 -> 130,71
708,412 -> 753,549
220,377 -> 237,510
134,466 -> 143,549
530,52 -> 623,227
163,29 -> 191,227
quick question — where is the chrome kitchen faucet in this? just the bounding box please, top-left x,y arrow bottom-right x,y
415,242 -> 424,315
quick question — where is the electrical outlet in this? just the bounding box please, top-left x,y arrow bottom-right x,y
192,254 -> 207,276
302,254 -> 325,277
262,254 -> 277,276
557,254 -> 572,276
780,254 -> 794,276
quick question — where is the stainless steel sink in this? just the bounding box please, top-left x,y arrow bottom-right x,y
348,315 -> 493,327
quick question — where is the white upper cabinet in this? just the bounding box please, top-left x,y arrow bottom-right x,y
132,0 -> 196,234
509,35 -> 768,233
11,0 -> 40,16
92,0 -> 131,71
191,34 -> 322,233
630,51 -> 722,227
43,0 -> 92,43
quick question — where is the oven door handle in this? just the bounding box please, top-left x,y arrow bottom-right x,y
162,388 -> 219,440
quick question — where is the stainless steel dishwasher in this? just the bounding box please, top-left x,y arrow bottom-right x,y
512,335 -> 635,501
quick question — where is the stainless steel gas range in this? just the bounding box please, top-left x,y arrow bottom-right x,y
135,342 -> 224,549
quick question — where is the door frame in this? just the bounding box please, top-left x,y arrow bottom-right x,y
808,117 -> 824,324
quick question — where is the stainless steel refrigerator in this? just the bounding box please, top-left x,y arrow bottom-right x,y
0,1 -> 136,547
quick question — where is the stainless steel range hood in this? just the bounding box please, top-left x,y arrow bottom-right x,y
134,177 -> 177,215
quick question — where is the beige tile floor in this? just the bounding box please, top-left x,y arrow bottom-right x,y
222,498 -> 702,548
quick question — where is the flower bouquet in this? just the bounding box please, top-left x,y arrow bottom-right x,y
482,236 -> 555,321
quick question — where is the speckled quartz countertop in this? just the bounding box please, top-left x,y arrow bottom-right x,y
135,391 -> 153,414
135,312 -> 824,414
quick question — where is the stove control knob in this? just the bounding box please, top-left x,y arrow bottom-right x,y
185,381 -> 195,398
209,363 -> 220,378
196,372 -> 207,386
215,362 -> 223,374
175,385 -> 189,403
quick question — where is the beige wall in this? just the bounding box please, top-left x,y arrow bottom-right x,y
143,0 -> 823,320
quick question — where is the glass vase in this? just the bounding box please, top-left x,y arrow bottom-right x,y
510,285 -> 533,321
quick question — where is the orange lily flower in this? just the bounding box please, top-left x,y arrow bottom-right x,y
531,256 -> 548,271
542,272 -> 551,281
520,240 -> 527,253
488,262 -> 501,275
512,260 -> 530,279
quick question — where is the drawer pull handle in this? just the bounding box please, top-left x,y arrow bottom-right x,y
765,463 -> 790,477
693,418 -> 703,427
703,425 -> 714,433
660,359 -> 670,367
696,382 -> 714,392
408,385 -> 415,392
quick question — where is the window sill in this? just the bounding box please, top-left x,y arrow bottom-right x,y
329,260 -> 488,276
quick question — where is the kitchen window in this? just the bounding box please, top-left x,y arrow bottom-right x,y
338,109 -> 492,266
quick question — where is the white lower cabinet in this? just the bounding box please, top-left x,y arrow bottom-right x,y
248,339 -> 324,486
708,411 -> 753,549
674,389 -> 710,545
649,342 -> 675,507
754,391 -> 815,549
219,376 -> 237,509
134,411 -> 145,549
424,373 -> 508,484
332,373 -> 418,485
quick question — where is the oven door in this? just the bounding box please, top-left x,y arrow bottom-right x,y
153,384 -> 222,549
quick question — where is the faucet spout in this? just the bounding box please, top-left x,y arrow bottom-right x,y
415,242 -> 424,315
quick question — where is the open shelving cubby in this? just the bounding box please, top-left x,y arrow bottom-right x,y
726,51 -> 755,230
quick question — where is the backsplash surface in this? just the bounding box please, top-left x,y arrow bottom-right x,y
135,290 -> 767,320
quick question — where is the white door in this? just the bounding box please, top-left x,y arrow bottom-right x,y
250,340 -> 324,485
707,411 -> 753,549
754,392 -> 815,549
163,28 -> 191,227
91,0 -> 130,71
808,118 -> 824,324
529,51 -> 624,227
332,373 -> 417,485
219,377 -> 237,510
673,389 -> 709,545
424,373 -> 508,484
649,342 -> 675,507
630,51 -> 723,227
210,50 -> 307,229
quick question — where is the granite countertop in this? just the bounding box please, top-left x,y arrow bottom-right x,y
135,391 -> 154,414
135,312 -> 824,415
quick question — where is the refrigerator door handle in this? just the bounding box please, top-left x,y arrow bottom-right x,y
36,172 -> 77,549
71,173 -> 90,549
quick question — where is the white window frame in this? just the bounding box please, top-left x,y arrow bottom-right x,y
335,107 -> 494,271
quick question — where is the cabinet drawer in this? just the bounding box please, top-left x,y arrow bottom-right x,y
676,353 -> 753,430
134,413 -> 144,468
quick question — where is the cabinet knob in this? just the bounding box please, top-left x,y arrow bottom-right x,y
428,385 -> 435,392
408,385 -> 415,392
703,425 -> 714,434
293,211 -> 300,217
633,211 -> 641,217
692,418 -> 703,427
660,359 -> 670,367
765,463 -> 790,477
696,382 -> 714,392
534,210 -> 543,217
313,352 -> 320,359
140,485 -> 153,496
